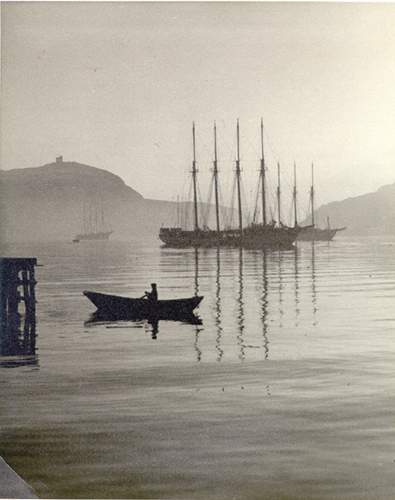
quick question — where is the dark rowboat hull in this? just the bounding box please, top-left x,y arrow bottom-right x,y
83,290 -> 203,319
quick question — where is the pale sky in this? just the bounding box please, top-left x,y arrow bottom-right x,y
2,2 -> 395,215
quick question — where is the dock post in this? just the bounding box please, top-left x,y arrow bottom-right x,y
0,258 -> 37,358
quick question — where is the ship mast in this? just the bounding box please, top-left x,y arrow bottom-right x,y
176,195 -> 180,227
213,122 -> 220,234
236,119 -> 243,236
260,118 -> 267,226
277,161 -> 281,226
293,161 -> 298,227
310,162 -> 315,227
101,202 -> 105,228
192,122 -> 199,232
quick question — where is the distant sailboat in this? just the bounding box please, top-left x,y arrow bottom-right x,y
297,163 -> 346,241
73,200 -> 113,242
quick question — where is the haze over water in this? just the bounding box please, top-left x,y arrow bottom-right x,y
1,237 -> 395,499
3,2 -> 395,204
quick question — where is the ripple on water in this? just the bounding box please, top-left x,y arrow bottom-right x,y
1,237 -> 395,499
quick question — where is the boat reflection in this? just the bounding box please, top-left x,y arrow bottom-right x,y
85,310 -> 202,339
0,312 -> 38,368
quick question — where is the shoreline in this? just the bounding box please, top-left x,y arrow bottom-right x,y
0,457 -> 37,499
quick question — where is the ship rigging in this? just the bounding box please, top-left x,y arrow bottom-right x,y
159,120 -> 302,249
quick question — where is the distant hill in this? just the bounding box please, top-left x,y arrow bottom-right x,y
1,158 -> 394,242
0,158 -> 181,242
302,182 -> 395,235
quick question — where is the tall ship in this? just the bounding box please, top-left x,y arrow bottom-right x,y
73,201 -> 113,242
297,163 -> 346,242
159,120 -> 301,249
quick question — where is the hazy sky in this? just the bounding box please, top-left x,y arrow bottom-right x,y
2,2 -> 395,214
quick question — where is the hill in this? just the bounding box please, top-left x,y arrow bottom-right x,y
303,183 -> 395,235
0,158 -> 178,242
1,158 -> 394,242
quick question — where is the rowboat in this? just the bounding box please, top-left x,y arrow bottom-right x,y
83,290 -> 203,319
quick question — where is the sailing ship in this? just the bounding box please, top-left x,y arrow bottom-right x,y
297,163 -> 346,241
159,120 -> 301,249
73,200 -> 113,242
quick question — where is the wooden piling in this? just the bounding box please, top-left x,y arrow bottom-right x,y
0,258 -> 37,357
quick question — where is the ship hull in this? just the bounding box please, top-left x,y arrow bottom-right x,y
159,225 -> 300,250
74,231 -> 113,241
297,227 -> 346,242
242,225 -> 299,250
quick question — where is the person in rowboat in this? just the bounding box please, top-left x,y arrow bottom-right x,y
143,283 -> 158,305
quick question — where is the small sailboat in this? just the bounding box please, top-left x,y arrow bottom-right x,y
73,200 -> 113,242
297,163 -> 346,242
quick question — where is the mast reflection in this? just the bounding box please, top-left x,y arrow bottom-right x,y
194,247 -> 202,361
236,247 -> 246,360
278,249 -> 284,327
311,242 -> 318,325
215,247 -> 224,361
261,251 -> 269,359
294,247 -> 300,327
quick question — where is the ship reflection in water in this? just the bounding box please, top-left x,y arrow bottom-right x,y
202,243 -> 318,362
0,312 -> 38,368
84,243 -> 319,362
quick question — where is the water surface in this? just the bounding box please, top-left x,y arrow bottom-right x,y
1,237 -> 395,499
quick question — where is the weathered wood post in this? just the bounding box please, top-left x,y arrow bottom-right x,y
0,258 -> 37,357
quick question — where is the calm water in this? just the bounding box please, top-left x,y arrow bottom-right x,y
1,236 -> 395,499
